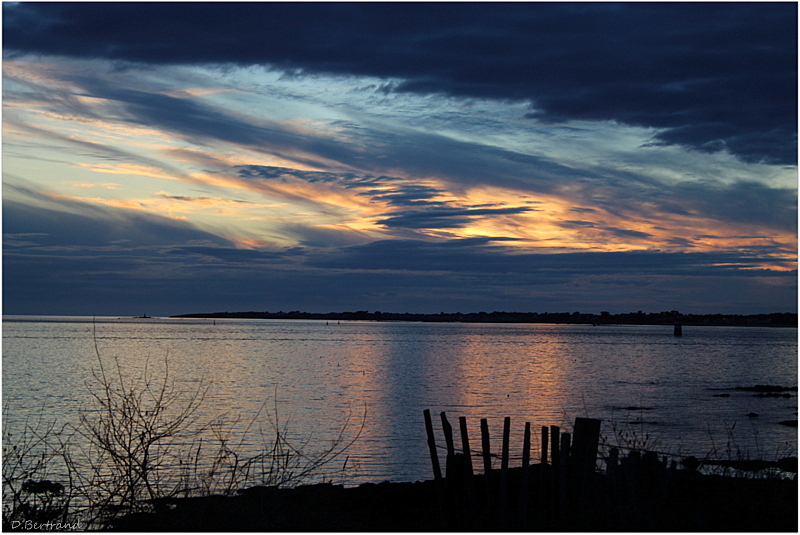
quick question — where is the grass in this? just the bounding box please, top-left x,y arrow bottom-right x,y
596,407 -> 797,480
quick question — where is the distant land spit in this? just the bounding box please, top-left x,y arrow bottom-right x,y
172,310 -> 797,327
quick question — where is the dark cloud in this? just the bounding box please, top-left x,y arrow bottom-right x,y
361,185 -> 445,207
237,166 -> 449,208
672,181 -> 798,233
163,244 -> 286,264
4,3 -> 795,164
601,227 -> 653,240
238,166 -> 357,184
558,221 -> 654,240
377,206 -> 534,230
275,223 -> 374,248
559,220 -> 597,229
309,238 -> 797,277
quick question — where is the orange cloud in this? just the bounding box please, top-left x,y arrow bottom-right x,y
71,182 -> 119,189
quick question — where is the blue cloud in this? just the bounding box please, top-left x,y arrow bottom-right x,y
4,2 -> 795,164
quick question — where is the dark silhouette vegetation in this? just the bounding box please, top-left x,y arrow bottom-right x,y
105,412 -> 798,532
104,466 -> 798,531
2,348 -> 363,530
174,309 -> 798,327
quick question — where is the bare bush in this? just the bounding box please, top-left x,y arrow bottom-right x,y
67,349 -> 207,526
173,394 -> 366,496
4,339 -> 364,529
2,410 -> 75,529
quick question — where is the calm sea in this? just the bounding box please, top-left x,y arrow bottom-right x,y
3,316 -> 797,485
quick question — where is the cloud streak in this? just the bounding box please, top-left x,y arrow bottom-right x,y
2,3 -> 796,316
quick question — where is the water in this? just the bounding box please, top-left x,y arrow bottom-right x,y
3,316 -> 797,485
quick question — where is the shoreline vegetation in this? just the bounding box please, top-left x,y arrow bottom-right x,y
2,346 -> 365,531
172,309 -> 798,327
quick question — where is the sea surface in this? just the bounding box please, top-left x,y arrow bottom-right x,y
3,316 -> 797,485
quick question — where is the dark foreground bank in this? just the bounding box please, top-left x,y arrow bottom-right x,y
108,465 -> 797,532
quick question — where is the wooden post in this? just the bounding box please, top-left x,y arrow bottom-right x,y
571,417 -> 601,489
500,416 -> 511,528
501,417 -> 511,473
457,416 -> 477,518
459,416 -> 474,476
424,409 -> 442,480
519,422 -> 531,528
571,418 -> 602,518
441,412 -> 455,458
541,425 -> 549,464
480,418 -> 492,475
549,425 -> 560,522
550,425 -> 560,467
522,422 -> 531,469
558,432 -> 570,525
480,418 -> 494,525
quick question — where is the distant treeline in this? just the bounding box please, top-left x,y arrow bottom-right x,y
172,310 -> 797,326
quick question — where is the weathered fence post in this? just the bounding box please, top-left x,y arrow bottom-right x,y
441,412 -> 455,460
501,417 -> 511,473
423,409 -> 442,481
480,418 -> 492,475
571,417 -> 601,502
479,418 -> 494,525
459,416 -> 474,476
458,416 -> 478,521
519,421 -> 531,528
500,416 -> 511,528
423,409 -> 448,530
440,411 -> 470,529
559,431 -> 571,522
541,426 -> 549,464
522,422 -> 531,469
550,425 -> 560,468
571,418 -> 601,479
549,425 -> 560,525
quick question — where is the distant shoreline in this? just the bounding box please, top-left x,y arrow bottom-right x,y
171,310 -> 797,327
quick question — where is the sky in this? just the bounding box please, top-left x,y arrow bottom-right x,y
2,2 -> 797,317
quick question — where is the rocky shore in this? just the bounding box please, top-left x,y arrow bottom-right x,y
108,465 -> 797,531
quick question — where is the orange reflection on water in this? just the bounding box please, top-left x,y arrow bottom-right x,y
324,323 -> 597,475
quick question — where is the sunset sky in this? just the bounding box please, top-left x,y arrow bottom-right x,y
3,2 -> 797,316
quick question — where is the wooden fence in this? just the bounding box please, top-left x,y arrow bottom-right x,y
422,410 -> 797,531
423,410 -> 601,529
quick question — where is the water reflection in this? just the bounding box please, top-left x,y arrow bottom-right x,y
3,318 -> 797,485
